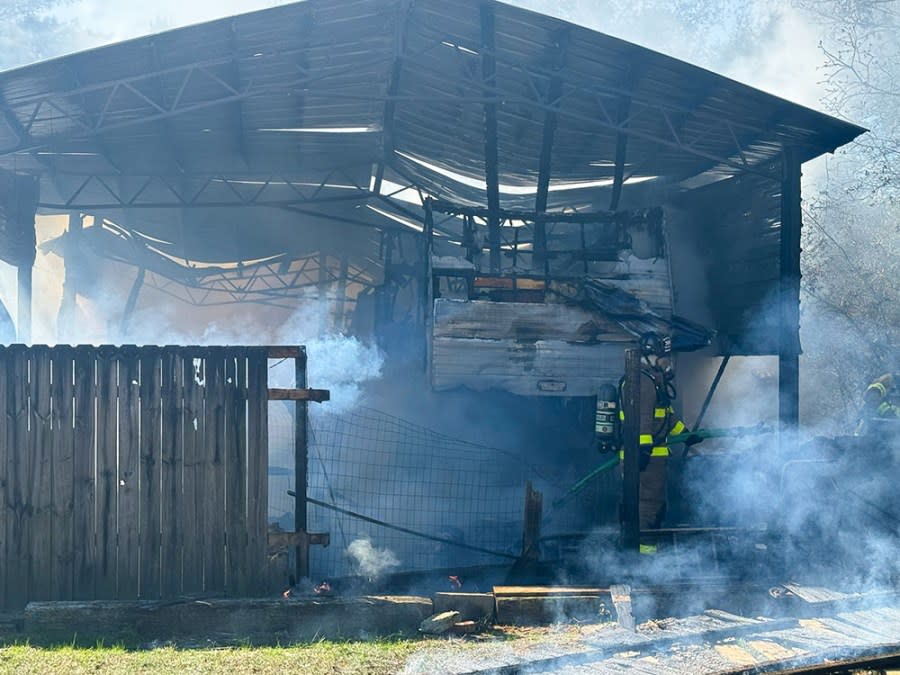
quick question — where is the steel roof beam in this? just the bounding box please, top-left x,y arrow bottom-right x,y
373,0 -> 411,197
0,53 -> 394,160
228,22 -> 251,171
533,27 -> 569,270
38,170 -> 376,209
480,3 -> 501,273
149,40 -> 188,176
391,42 -> 789,180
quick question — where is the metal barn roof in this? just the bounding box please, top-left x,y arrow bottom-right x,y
0,0 -> 865,285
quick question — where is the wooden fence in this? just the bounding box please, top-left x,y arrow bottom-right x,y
0,345 -> 270,610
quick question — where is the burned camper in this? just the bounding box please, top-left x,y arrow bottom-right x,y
0,0 -> 878,611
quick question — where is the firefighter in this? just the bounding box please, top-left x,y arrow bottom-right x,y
855,372 -> 900,435
618,334 -> 699,554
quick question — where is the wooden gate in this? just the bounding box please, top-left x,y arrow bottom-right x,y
0,345 -> 270,610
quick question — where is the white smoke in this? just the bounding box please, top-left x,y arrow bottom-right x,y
345,538 -> 399,581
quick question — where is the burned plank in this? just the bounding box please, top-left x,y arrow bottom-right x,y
117,347 -> 140,599
203,348 -> 226,593
159,348 -> 184,597
0,348 -> 7,606
29,346 -> 53,602
225,354 -> 248,595
246,348 -> 269,594
50,346 -> 76,601
72,346 -> 97,601
6,346 -> 30,610
139,348 -> 162,599
95,347 -> 118,599
495,595 -> 606,626
493,586 -> 605,597
432,592 -> 495,622
181,351 -> 204,594
432,299 -> 632,343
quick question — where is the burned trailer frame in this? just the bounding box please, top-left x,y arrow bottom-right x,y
422,157 -> 804,557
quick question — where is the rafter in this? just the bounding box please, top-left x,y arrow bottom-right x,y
533,27 -> 569,269
0,53 -> 394,160
480,2 -> 501,273
38,170 -> 376,209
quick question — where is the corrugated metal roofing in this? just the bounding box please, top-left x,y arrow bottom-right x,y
0,0 -> 863,214
0,0 -> 866,330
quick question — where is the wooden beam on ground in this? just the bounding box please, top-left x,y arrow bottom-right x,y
494,595 -> 606,626
24,596 -> 433,646
493,586 -> 605,597
433,592 -> 495,622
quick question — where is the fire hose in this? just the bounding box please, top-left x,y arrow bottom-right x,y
553,424 -> 775,507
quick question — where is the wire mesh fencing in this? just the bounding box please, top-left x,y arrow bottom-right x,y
268,403 -> 619,579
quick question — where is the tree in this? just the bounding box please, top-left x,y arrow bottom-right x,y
784,1 -> 900,430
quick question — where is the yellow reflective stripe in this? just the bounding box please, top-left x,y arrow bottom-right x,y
654,407 -> 666,418
618,410 -> 625,421
618,447 -> 669,459
868,382 -> 888,397
671,420 -> 686,435
640,434 -> 654,445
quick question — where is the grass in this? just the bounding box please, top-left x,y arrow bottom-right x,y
0,623 -> 615,673
0,638 -> 436,674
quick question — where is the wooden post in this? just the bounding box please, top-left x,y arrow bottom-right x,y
621,348 -> 641,551
779,147 -> 802,454
294,346 -> 310,581
522,482 -> 543,561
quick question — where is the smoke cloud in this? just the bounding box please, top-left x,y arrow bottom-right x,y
345,537 -> 400,582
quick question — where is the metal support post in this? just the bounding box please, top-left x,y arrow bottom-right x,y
779,148 -> 802,452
